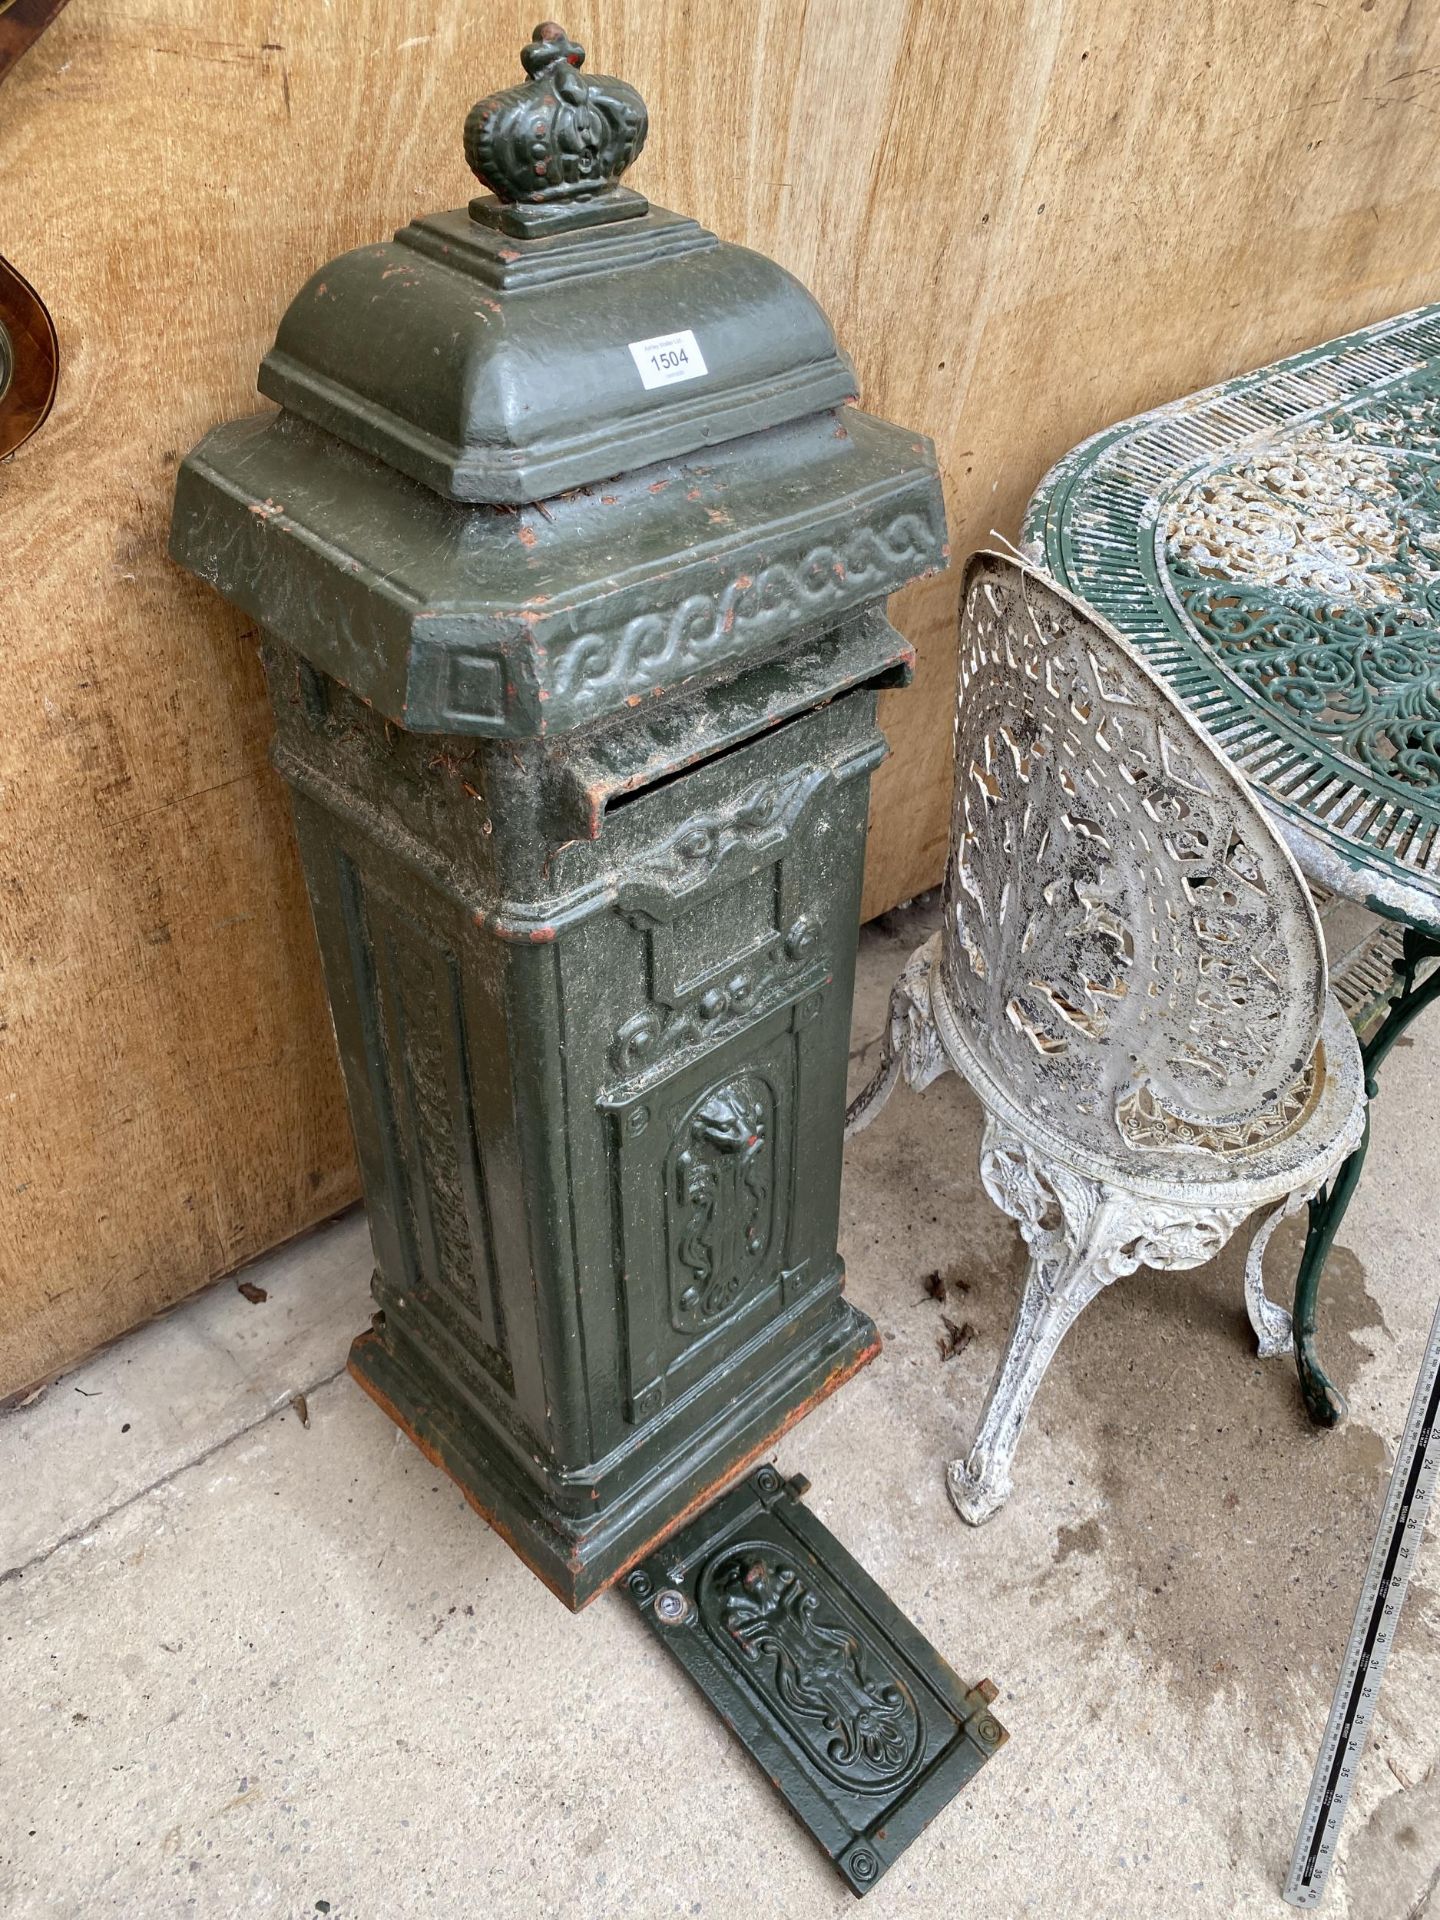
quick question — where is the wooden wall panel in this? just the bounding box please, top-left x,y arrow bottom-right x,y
4,0 -> 1440,1392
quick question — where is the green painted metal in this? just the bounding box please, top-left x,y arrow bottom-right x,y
170,409 -> 940,739
250,24 -> 856,506
1022,306 -> 1440,1424
255,207 -> 858,507
169,26 -> 946,1608
1022,304 -> 1440,939
1163,384 -> 1440,807
463,22 -> 647,229
1293,927 -> 1440,1425
272,611 -> 908,1608
625,1465 -> 1006,1895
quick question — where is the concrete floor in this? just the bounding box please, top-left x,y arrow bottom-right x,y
3,898 -> 1439,1919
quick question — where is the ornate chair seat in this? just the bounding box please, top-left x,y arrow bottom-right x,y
849,554 -> 1366,1525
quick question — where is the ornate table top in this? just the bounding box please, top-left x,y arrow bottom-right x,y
1023,305 -> 1440,937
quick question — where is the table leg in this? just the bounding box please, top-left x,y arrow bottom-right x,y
1294,927 -> 1440,1426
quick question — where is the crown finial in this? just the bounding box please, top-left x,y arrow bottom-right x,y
464,22 -> 648,229
520,21 -> 585,78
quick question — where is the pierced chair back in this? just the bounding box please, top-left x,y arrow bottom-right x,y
934,554 -> 1327,1183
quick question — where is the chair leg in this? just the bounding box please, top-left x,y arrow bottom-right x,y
1291,1115 -> 1370,1428
946,1220 -> 1119,1527
845,936 -> 952,1138
946,1117 -> 1251,1526
1238,1125 -> 1368,1362
1239,1087 -> 1369,1415
1241,1191 -> 1304,1359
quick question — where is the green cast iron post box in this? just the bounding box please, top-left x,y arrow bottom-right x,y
170,24 -> 947,1609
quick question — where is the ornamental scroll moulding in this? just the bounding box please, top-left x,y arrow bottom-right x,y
700,1549 -> 926,1791
669,1076 -> 775,1334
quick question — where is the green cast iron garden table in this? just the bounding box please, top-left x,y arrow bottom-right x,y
1023,304 -> 1440,1428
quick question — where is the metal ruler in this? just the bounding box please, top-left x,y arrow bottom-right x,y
1284,1300 -> 1440,1908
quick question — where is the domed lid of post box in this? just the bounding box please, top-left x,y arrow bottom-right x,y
170,25 -> 948,739
256,22 -> 859,505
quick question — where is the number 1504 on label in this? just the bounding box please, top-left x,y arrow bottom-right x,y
629,329 -> 708,391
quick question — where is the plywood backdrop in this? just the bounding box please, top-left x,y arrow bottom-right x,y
5,0 -> 1440,1395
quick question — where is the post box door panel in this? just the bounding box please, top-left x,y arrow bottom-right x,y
603,979 -> 833,1424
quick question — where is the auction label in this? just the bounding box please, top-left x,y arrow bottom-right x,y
628,329 -> 708,391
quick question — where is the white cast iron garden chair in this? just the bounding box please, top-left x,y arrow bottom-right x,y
848,553 -> 1366,1525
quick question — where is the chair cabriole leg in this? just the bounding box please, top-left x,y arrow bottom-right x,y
946,1220 -> 1121,1526
948,1116 -> 1253,1524
844,938 -> 952,1139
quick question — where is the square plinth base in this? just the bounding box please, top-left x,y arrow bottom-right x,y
348,1304 -> 881,1611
